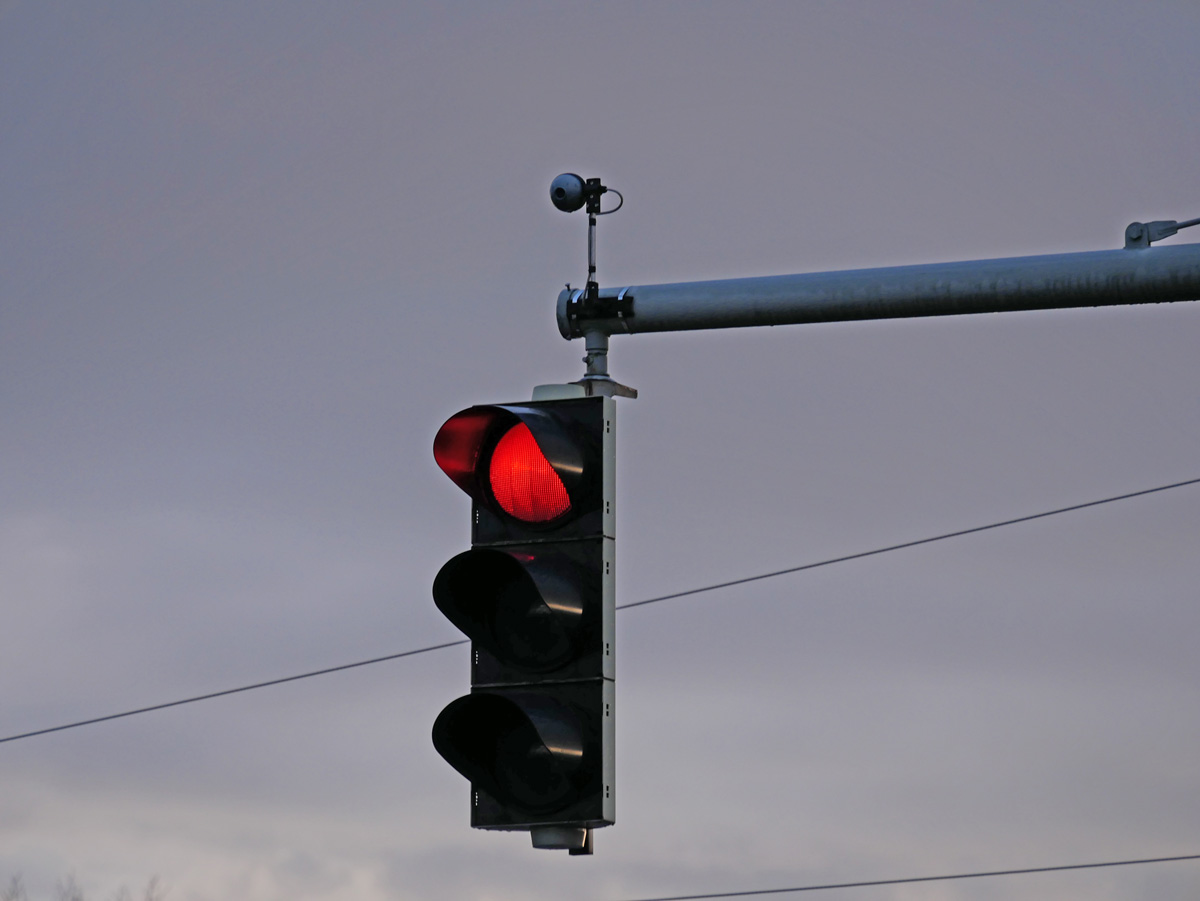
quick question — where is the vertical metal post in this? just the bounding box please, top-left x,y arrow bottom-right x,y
552,174 -> 636,397
583,329 -> 609,378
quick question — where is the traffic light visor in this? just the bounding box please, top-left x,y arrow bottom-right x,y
433,548 -> 585,672
433,405 -> 587,526
432,407 -> 494,495
433,692 -> 586,813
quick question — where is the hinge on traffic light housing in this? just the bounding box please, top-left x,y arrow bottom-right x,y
564,284 -> 635,332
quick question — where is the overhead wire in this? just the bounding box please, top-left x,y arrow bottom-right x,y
0,641 -> 468,745
617,853 -> 1200,901
616,475 -> 1200,610
0,475 -> 1196,746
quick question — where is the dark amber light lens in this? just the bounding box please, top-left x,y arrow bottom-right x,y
489,423 -> 571,522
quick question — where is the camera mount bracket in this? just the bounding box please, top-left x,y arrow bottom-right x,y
550,174 -> 635,397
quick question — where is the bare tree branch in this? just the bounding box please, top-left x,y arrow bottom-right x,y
55,874 -> 84,901
142,877 -> 166,901
1,875 -> 27,901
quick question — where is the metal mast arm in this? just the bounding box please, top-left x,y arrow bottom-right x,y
558,243 -> 1200,339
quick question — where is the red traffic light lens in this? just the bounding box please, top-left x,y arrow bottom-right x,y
489,423 -> 571,523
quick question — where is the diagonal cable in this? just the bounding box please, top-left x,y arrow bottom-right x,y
617,476 -> 1200,610
1,476 -> 1197,745
0,641 -> 468,745
618,852 -> 1200,901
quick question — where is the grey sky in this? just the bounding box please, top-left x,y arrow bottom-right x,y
2,2 -> 1198,899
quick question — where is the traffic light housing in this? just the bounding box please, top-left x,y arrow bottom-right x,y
432,388 -> 615,851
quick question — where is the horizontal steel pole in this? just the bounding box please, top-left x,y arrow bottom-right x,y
556,244 -> 1200,338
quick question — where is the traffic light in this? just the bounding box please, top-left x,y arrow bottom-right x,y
431,386 -> 615,853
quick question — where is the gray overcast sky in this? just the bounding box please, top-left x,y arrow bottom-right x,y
2,2 -> 1198,899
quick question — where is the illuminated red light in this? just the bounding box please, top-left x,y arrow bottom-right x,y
489,423 -> 571,522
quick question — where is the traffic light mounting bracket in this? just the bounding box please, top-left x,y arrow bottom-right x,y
550,173 -> 638,398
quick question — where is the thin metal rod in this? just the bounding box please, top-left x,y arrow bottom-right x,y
557,243 -> 1200,338
588,213 -> 597,285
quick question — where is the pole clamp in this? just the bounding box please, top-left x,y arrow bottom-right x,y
1125,217 -> 1200,248
564,287 -> 635,336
